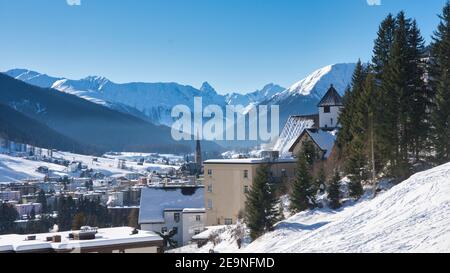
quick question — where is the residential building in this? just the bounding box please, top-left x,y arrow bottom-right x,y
0,227 -> 163,253
138,186 -> 205,246
14,203 -> 42,217
203,158 -> 296,226
0,190 -> 21,202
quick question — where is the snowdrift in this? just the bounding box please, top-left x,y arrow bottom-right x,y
243,163 -> 450,253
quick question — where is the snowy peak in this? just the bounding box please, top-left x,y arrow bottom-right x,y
281,63 -> 356,100
225,83 -> 285,106
4,68 -> 62,89
200,81 -> 217,94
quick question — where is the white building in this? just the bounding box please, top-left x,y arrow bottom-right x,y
0,191 -> 21,202
318,84 -> 344,130
107,191 -> 124,207
138,187 -> 205,247
0,227 -> 163,253
14,203 -> 42,218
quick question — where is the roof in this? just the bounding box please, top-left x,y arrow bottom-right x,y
318,85 -> 343,107
273,114 -> 319,155
139,187 -> 204,224
289,129 -> 337,159
203,158 -> 296,165
0,227 -> 161,253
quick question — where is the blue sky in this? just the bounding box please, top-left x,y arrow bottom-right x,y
0,0 -> 447,94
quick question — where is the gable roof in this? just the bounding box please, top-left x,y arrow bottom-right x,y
138,187 -> 204,224
273,114 -> 319,155
318,85 -> 343,107
289,129 -> 337,159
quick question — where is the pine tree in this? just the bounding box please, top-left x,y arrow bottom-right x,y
431,1 -> 450,164
327,170 -> 341,209
0,203 -> 18,234
72,212 -> 86,230
315,166 -> 326,194
348,176 -> 364,200
407,20 -> 428,161
337,60 -> 367,151
30,207 -> 36,220
290,154 -> 315,213
128,208 -> 139,228
372,14 -> 398,171
302,140 -> 317,167
37,190 -> 48,214
245,164 -> 279,240
372,14 -> 396,76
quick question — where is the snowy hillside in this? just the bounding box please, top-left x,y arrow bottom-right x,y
243,162 -> 450,253
0,151 -> 179,183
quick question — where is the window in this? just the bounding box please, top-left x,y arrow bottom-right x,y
161,227 -> 168,233
324,106 -> 331,113
207,169 -> 212,176
172,227 -> 178,234
196,215 -> 201,222
331,118 -> 334,125
224,218 -> 233,225
243,170 -> 249,179
174,213 -> 180,223
208,199 -> 213,210
194,229 -> 201,235
207,184 -> 213,193
244,185 -> 249,194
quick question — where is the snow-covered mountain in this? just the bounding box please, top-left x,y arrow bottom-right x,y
225,83 -> 285,106
4,63 -> 355,131
6,69 -> 227,126
261,63 -> 357,126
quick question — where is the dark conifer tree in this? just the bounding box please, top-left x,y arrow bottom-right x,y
315,166 -> 326,194
245,164 -> 279,240
37,190 -> 48,214
290,154 -> 315,213
128,208 -> 139,228
327,170 -> 341,209
431,1 -> 450,163
407,20 -> 428,161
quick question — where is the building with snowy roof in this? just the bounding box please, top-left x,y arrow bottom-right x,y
138,186 -> 205,246
275,84 -> 343,157
0,227 -> 163,253
289,129 -> 337,160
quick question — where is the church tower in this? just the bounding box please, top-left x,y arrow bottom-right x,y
317,84 -> 344,130
195,137 -> 202,166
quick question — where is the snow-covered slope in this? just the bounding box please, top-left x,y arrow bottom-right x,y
243,163 -> 450,253
0,151 -> 179,183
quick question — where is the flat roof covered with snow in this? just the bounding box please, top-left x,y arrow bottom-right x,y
139,187 -> 204,224
204,158 -> 296,165
0,227 -> 162,253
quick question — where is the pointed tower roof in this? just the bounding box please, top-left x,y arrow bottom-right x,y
317,84 -> 344,107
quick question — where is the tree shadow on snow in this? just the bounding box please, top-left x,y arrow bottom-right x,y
275,221 -> 330,231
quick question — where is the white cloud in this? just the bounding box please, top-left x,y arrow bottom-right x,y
66,0 -> 81,6
367,0 -> 381,6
